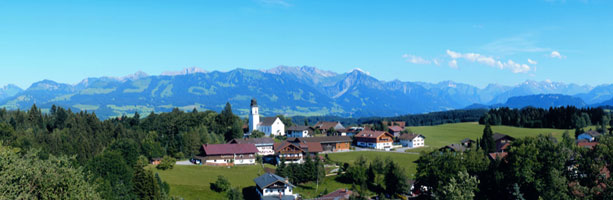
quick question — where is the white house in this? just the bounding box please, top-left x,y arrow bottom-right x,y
398,133 -> 425,148
228,138 -> 275,156
248,98 -> 285,136
354,130 -> 394,150
254,173 -> 297,200
195,144 -> 259,166
286,125 -> 313,138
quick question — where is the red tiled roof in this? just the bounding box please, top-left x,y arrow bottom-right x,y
388,126 -> 403,132
202,143 -> 258,155
488,152 -> 508,160
355,130 -> 392,139
315,121 -> 343,130
578,142 -> 599,149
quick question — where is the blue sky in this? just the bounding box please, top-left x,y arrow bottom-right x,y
0,0 -> 612,89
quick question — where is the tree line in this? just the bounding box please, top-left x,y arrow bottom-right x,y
479,106 -> 608,130
415,126 -> 613,199
0,102 -> 248,199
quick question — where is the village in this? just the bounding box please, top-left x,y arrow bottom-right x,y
147,99 -> 609,200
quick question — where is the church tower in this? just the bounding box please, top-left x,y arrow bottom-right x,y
249,98 -> 260,133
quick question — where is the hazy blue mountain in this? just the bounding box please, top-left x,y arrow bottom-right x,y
574,84 -> 613,104
488,80 -> 592,104
0,84 -> 23,101
1,66 -> 612,119
503,94 -> 587,109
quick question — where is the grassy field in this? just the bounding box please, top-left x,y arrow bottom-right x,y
326,151 -> 421,179
150,122 -> 593,199
405,122 -> 580,152
148,164 -> 272,200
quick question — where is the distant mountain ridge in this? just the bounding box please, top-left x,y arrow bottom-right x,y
2,66 -> 613,119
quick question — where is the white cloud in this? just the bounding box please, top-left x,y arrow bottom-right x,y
550,51 -> 564,59
448,60 -> 458,68
446,49 -> 532,73
402,54 -> 431,64
527,59 -> 538,65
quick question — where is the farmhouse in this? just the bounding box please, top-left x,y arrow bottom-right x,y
287,136 -> 352,152
440,144 -> 467,152
354,130 -> 394,150
286,125 -> 314,138
460,138 -> 476,147
398,133 -> 425,148
388,126 -> 404,137
228,137 -> 275,156
383,120 -> 406,128
493,133 -> 515,152
194,143 -> 258,166
314,121 -> 345,134
274,141 -> 322,164
577,130 -> 602,142
248,98 -> 285,136
254,173 -> 298,200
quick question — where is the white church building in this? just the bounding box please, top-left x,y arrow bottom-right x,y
249,98 -> 285,137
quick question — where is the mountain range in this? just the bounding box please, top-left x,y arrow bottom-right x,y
2,66 -> 613,119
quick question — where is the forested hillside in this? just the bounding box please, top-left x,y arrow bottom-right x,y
0,103 -> 244,199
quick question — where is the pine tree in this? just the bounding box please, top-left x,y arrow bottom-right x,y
481,124 -> 496,153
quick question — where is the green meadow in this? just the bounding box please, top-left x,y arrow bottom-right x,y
150,122 -> 592,199
405,122 -> 583,152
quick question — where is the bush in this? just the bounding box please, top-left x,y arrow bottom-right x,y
156,155 -> 176,170
210,176 -> 231,192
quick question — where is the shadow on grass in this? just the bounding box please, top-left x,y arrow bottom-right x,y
242,186 -> 259,200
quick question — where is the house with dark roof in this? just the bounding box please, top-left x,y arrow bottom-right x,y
254,173 -> 298,200
383,121 -> 406,129
228,137 -> 275,156
314,121 -> 345,134
194,143 -> 259,166
355,130 -> 394,150
388,126 -> 404,137
286,125 -> 314,138
577,141 -> 599,149
577,130 -> 602,142
460,138 -> 476,147
493,133 -> 515,152
440,144 -> 467,152
287,136 -> 352,152
314,188 -> 353,200
274,141 -> 322,164
398,133 -> 425,148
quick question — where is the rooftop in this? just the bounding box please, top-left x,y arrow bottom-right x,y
202,143 -> 259,155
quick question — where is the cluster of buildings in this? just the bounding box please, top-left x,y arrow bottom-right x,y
191,99 -> 427,166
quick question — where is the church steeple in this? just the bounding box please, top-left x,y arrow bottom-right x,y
249,98 -> 260,133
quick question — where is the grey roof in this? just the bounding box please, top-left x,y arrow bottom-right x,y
287,125 -> 312,131
260,117 -> 280,126
461,138 -> 475,143
441,144 -> 467,152
492,133 -> 514,141
254,173 -> 295,189
584,130 -> 602,137
398,133 -> 424,140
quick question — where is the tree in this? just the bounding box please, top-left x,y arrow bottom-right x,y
434,171 -> 479,200
226,187 -> 243,200
250,130 -> 265,138
132,165 -> 161,200
210,176 -> 231,192
480,124 -> 496,153
0,145 -> 101,199
156,155 -> 176,170
384,159 -> 410,195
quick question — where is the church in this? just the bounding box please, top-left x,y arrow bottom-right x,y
248,98 -> 285,137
